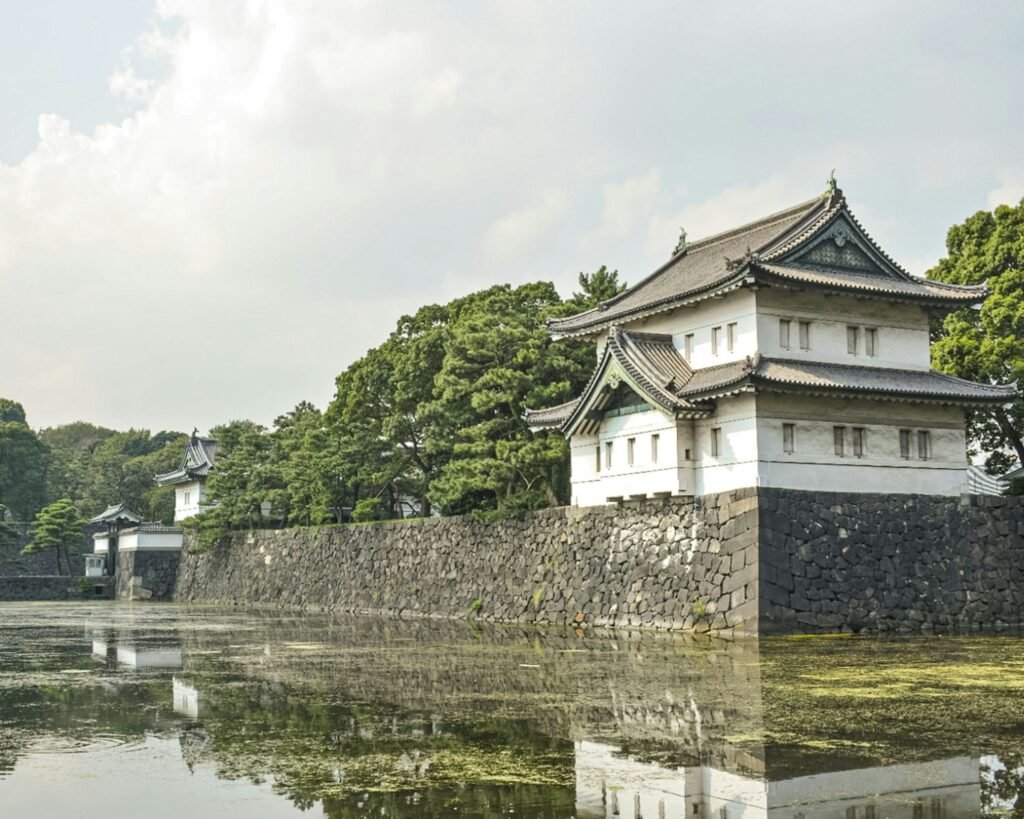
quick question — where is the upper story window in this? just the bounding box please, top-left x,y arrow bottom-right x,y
865,327 -> 878,357
710,427 -> 721,458
779,319 -> 791,350
727,322 -> 737,353
711,326 -> 722,355
627,437 -> 635,466
595,446 -> 601,472
834,426 -> 845,457
783,423 -> 795,454
899,429 -> 912,459
184,490 -> 191,506
684,333 -> 694,361
847,325 -> 860,355
799,320 -> 811,350
650,433 -> 659,464
605,441 -> 613,469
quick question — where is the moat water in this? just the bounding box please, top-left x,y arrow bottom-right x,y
0,603 -> 1022,818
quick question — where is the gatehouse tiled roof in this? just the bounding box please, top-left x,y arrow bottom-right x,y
89,503 -> 143,525
548,189 -> 986,337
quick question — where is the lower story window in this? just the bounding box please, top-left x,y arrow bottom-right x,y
650,433 -> 659,464
918,430 -> 931,461
899,429 -> 912,459
605,441 -> 613,469
852,427 -> 866,457
834,426 -> 845,457
710,427 -> 721,458
783,423 -> 795,454
595,446 -> 601,473
627,437 -> 636,466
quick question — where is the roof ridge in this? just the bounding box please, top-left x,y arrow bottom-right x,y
552,193 -> 824,329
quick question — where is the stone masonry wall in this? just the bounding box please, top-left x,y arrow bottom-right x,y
175,488 -> 1024,634
117,550 -> 181,601
0,576 -> 79,600
759,489 -> 1024,632
176,491 -> 761,635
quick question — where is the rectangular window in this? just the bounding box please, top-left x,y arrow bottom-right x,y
900,429 -> 912,459
595,445 -> 601,473
799,320 -> 811,350
783,423 -> 795,454
865,327 -> 878,357
711,326 -> 721,355
779,318 -> 791,349
651,433 -> 659,464
834,426 -> 846,457
627,437 -> 635,466
605,441 -> 613,469
847,325 -> 860,355
846,808 -> 857,819
918,430 -> 931,461
853,427 -> 866,457
727,322 -> 737,353
865,808 -> 876,819
684,333 -> 694,361
710,427 -> 721,458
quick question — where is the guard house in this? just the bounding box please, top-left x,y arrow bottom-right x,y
155,431 -> 218,522
90,502 -> 143,575
527,181 -> 1016,506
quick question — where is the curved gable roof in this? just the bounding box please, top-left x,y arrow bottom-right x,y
548,187 -> 986,337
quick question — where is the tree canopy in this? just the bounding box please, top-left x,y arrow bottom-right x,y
928,197 -> 1024,474
0,401 -> 48,520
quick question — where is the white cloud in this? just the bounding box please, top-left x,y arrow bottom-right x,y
482,186 -> 570,259
646,175 -> 807,259
586,169 -> 661,244
987,170 -> 1024,209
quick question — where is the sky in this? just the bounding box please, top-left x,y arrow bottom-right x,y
1,0 -> 1023,434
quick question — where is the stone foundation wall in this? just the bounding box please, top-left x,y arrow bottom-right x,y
759,489 -> 1024,632
117,550 -> 181,601
0,575 -> 79,600
174,488 -> 1024,634
0,524 -> 91,577
176,491 -> 761,635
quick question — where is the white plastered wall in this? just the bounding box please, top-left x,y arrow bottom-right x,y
570,408 -> 694,506
175,480 -> 205,521
627,290 -> 758,369
755,288 -> 931,370
754,394 -> 967,495
117,530 -> 184,551
694,393 -> 759,496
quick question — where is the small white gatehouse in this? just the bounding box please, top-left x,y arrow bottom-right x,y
527,182 -> 1016,505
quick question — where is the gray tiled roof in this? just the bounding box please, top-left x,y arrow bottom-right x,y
89,503 -> 143,525
754,263 -> 984,303
548,189 -> 986,336
525,328 -> 710,434
549,196 -> 825,336
679,356 -> 1017,404
523,398 -> 580,428
155,434 -> 218,486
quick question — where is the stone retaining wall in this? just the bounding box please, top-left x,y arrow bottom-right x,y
117,550 -> 181,600
176,490 -> 761,635
759,489 -> 1024,632
0,575 -> 79,600
174,488 -> 1024,634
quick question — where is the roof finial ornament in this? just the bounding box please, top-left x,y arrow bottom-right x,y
826,168 -> 837,194
673,227 -> 688,256
191,427 -> 199,439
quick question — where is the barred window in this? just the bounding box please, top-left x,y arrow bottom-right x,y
799,320 -> 811,350
779,319 -> 791,349
834,426 -> 846,457
711,427 -> 722,458
783,423 -> 795,454
853,427 -> 866,457
899,429 -> 912,459
918,430 -> 931,461
847,325 -> 860,355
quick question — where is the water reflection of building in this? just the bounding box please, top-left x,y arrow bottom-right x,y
172,677 -> 202,719
574,742 -> 981,819
90,630 -> 183,670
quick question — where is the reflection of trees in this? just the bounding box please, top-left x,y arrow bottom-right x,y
180,678 -> 576,815
983,753 -> 1024,818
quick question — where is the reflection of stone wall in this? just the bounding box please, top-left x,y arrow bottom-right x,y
117,550 -> 180,600
176,491 -> 761,635
759,490 -> 1024,631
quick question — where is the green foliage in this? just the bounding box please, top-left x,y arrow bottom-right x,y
0,399 -> 27,424
0,401 -> 49,520
571,265 -> 626,310
929,197 -> 1024,474
0,504 -> 19,547
22,498 -> 86,576
467,596 -> 483,616
351,498 -> 382,523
